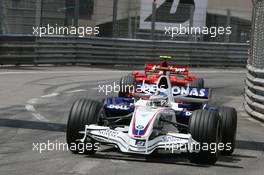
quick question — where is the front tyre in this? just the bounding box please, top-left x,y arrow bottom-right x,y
218,107 -> 237,155
66,99 -> 102,154
188,110 -> 222,165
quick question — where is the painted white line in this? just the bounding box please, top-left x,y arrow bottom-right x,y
41,93 -> 59,98
32,113 -> 50,122
25,98 -> 50,123
66,89 -> 88,93
26,88 -> 91,124
27,98 -> 39,105
25,104 -> 36,112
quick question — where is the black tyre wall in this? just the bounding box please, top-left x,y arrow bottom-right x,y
66,99 -> 102,154
188,110 -> 222,164
218,107 -> 237,155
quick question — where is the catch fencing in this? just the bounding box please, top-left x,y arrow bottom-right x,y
0,0 -> 251,43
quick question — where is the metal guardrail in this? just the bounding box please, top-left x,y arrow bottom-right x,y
245,64 -> 264,121
0,35 -> 248,66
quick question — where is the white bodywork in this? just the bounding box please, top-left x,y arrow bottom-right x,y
81,124 -> 198,154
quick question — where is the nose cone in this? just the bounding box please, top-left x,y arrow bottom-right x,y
129,107 -> 160,138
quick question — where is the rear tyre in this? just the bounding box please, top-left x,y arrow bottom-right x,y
188,110 -> 222,165
66,99 -> 102,154
190,78 -> 204,88
118,74 -> 135,97
218,107 -> 237,155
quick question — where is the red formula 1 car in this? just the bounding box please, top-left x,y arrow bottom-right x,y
119,57 -> 204,97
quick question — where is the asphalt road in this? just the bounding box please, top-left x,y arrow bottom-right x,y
0,66 -> 263,175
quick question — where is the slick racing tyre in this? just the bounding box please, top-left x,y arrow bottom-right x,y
188,110 -> 222,165
218,107 -> 237,155
190,78 -> 204,88
66,99 -> 102,154
118,74 -> 135,97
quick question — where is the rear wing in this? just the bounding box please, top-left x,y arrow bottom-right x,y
135,83 -> 211,103
145,64 -> 189,75
172,86 -> 211,103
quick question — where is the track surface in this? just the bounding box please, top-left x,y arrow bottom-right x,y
0,66 -> 263,175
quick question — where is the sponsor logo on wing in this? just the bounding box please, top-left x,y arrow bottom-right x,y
107,104 -> 129,110
172,86 -> 208,97
135,140 -> 146,146
175,68 -> 186,72
162,135 -> 182,142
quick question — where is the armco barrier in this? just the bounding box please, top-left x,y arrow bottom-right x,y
245,64 -> 264,121
0,35 -> 36,65
0,35 -> 248,66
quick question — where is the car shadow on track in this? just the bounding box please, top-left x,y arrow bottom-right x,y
0,119 -> 263,151
84,147 -> 244,169
0,119 -> 263,153
86,151 -> 209,168
0,118 -> 66,132
218,153 -> 257,165
85,152 -> 244,169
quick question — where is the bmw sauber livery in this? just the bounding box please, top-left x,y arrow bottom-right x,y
66,65 -> 237,165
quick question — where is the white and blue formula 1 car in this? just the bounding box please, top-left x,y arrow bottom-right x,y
66,75 -> 237,165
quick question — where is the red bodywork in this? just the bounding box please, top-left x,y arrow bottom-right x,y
131,61 -> 196,86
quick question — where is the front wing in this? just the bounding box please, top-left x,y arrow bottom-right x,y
79,125 -> 200,155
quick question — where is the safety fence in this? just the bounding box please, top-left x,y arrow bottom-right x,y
0,35 -> 248,67
0,0 -> 251,43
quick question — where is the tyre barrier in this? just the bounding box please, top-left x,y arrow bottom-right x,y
245,64 -> 264,121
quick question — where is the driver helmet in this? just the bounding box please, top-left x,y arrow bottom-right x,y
149,93 -> 169,107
